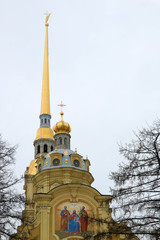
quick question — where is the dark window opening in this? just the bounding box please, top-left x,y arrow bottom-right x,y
41,119 -> 43,124
38,164 -> 42,171
55,139 -> 57,146
73,159 -> 80,167
59,137 -> 62,145
51,145 -> 53,151
37,145 -> 40,154
44,144 -> 48,153
64,138 -> 67,145
45,118 -> 47,124
53,158 -> 60,166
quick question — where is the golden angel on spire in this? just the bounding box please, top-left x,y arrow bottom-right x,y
44,12 -> 51,24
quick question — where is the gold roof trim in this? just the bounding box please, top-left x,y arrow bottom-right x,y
35,127 -> 54,141
28,159 -> 37,175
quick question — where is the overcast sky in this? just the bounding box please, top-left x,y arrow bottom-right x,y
1,0 -> 160,194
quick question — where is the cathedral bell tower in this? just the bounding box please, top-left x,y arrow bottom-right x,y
34,15 -> 54,158
15,15 -> 138,240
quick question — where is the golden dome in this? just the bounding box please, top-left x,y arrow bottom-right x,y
35,127 -> 54,141
53,111 -> 71,134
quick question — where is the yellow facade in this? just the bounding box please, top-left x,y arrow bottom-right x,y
21,165 -> 138,240
15,15 -> 138,240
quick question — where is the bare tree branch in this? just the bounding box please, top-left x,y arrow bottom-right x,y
110,119 -> 160,240
0,134 -> 25,240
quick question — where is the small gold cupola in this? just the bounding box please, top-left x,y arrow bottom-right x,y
53,102 -> 71,149
53,102 -> 71,134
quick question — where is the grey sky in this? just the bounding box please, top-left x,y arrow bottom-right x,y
1,0 -> 160,194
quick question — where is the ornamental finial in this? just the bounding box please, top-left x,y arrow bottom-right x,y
58,101 -> 66,120
44,12 -> 51,26
58,101 -> 66,112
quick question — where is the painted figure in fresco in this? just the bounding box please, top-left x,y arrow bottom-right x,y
68,210 -> 79,233
60,206 -> 70,232
79,206 -> 88,232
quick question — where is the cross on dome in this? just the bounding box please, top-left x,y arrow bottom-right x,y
58,101 -> 66,112
53,101 -> 71,134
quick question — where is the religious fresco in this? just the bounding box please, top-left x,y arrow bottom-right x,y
55,201 -> 94,238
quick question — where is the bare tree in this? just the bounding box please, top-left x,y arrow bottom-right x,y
0,134 -> 24,239
110,120 -> 160,240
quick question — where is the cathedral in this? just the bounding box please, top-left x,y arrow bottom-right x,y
15,16 -> 138,240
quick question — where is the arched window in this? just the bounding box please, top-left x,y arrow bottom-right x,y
73,159 -> 80,167
44,144 -> 48,153
41,119 -> 43,124
59,137 -> 62,145
37,145 -> 40,154
64,138 -> 67,145
51,145 -> 53,151
38,164 -> 42,172
45,118 -> 47,124
55,139 -> 57,146
52,158 -> 60,166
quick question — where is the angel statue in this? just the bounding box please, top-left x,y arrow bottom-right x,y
45,12 -> 51,24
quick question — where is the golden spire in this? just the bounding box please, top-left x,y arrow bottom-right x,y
40,13 -> 51,115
